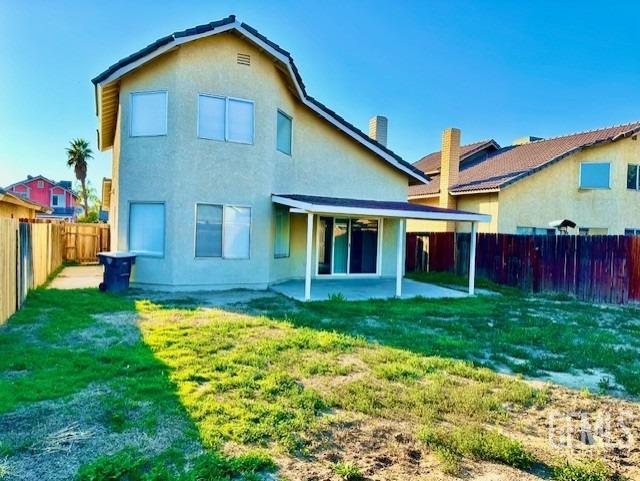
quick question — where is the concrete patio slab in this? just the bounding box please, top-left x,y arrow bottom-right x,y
48,265 -> 103,289
270,277 -> 468,301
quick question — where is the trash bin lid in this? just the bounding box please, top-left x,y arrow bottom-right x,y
97,251 -> 137,259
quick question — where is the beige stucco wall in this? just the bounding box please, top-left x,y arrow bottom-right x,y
498,137 -> 640,234
406,197 -> 448,232
112,32 -> 408,289
456,193 -> 499,233
406,192 -> 498,233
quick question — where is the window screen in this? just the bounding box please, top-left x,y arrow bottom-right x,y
223,206 -> 251,258
274,206 -> 290,258
227,99 -> 254,144
580,163 -> 610,189
198,95 -> 225,141
130,91 -> 167,137
195,204 -> 223,257
628,164 -> 639,190
277,110 -> 292,155
129,203 -> 165,256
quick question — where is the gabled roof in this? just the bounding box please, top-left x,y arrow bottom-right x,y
92,15 -> 428,185
409,121 -> 640,198
5,175 -> 78,197
413,140 -> 499,175
0,188 -> 52,214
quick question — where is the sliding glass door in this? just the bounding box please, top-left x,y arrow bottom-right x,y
317,216 -> 379,275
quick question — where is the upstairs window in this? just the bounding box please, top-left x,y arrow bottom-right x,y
627,164 -> 639,190
198,94 -> 254,144
51,193 -> 65,207
276,110 -> 292,155
130,91 -> 167,137
579,162 -> 611,189
37,180 -> 44,188
274,206 -> 290,258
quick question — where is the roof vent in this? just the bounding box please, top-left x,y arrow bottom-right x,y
237,53 -> 250,66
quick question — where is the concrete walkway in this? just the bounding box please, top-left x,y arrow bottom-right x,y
48,265 -> 103,289
270,278 -> 467,301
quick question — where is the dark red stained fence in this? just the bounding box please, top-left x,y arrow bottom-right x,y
406,232 -> 640,304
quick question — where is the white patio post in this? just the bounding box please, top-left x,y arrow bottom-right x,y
469,221 -> 478,295
304,212 -> 314,301
396,218 -> 405,297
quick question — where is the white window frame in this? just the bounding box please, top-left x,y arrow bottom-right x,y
192,203 -> 252,260
37,180 -> 44,188
51,192 -> 66,208
276,109 -> 293,155
579,162 -> 611,190
197,93 -> 255,145
314,216 -> 383,278
128,201 -> 166,258
129,90 -> 168,138
194,203 -> 223,259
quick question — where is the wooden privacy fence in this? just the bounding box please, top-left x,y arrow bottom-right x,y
63,223 -> 110,263
406,232 -> 640,304
0,219 -> 65,324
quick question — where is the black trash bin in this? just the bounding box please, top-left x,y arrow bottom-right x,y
97,252 -> 136,293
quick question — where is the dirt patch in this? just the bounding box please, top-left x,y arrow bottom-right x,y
61,311 -> 140,348
276,413 -> 542,481
0,384 -> 200,481
508,382 -> 640,480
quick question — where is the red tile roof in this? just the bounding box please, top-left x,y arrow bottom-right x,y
413,140 -> 498,174
409,122 -> 640,198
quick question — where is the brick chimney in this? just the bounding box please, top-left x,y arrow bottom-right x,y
368,115 -> 388,146
439,128 -> 461,212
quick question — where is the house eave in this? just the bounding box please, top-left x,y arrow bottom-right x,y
92,19 -> 428,184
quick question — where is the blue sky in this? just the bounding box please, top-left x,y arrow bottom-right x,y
1,0 -> 639,188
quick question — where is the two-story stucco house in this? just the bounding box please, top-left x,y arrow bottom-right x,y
408,123 -> 640,235
5,175 -> 78,220
92,16 -> 488,298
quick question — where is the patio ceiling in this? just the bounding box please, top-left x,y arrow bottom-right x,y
272,194 -> 491,223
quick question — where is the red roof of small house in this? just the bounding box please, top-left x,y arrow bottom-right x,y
409,121 -> 640,198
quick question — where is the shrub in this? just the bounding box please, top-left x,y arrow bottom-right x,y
419,425 -> 536,471
552,459 -> 614,481
332,461 -> 364,481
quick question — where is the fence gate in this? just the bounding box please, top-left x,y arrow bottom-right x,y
64,223 -> 110,263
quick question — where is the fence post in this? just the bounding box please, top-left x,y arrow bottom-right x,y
468,222 -> 478,295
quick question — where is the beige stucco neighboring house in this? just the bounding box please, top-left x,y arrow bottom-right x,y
92,15 -> 488,298
408,122 -> 640,235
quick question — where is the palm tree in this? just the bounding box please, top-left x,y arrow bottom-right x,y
66,138 -> 93,216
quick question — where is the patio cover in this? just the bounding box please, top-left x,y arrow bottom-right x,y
272,194 -> 490,301
271,194 -> 491,222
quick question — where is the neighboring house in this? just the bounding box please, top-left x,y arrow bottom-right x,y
100,177 -> 112,222
0,187 -> 52,219
92,15 -> 487,296
5,175 -> 78,220
408,122 -> 640,235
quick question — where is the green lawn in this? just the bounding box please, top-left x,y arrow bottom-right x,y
0,285 -> 638,480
